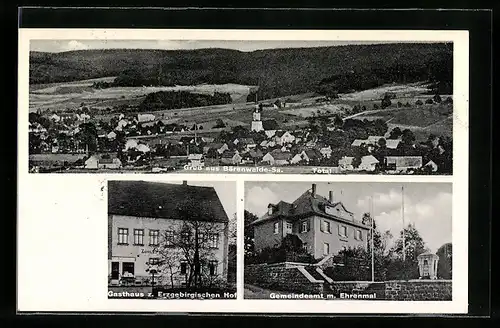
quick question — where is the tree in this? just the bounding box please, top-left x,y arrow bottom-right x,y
388,127 -> 402,139
401,129 -> 416,146
75,122 -> 98,152
214,118 -> 226,128
436,242 -> 452,279
381,96 -> 392,109
244,210 -> 258,261
153,198 -> 228,289
390,224 -> 430,279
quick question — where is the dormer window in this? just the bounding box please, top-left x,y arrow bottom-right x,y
268,206 -> 273,215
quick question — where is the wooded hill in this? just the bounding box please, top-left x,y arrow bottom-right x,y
30,43 -> 453,99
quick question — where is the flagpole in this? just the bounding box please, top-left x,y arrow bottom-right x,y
371,195 -> 375,282
402,185 -> 406,262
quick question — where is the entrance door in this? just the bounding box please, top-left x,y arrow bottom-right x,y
111,262 -> 119,279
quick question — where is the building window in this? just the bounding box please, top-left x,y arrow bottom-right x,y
133,229 -> 144,245
323,242 -> 330,256
197,232 -> 205,245
149,257 -> 160,265
268,206 -> 273,215
149,230 -> 159,246
165,230 -> 174,246
180,261 -> 187,275
303,243 -> 308,252
273,222 -> 279,234
301,221 -> 308,233
118,228 -> 128,245
321,220 -> 331,233
122,262 -> 134,276
285,222 -> 293,234
355,229 -> 363,240
209,260 -> 218,276
181,230 -> 191,243
339,225 -> 347,238
208,233 -> 219,248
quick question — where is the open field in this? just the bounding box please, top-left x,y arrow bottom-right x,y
29,78 -> 257,112
341,82 -> 433,101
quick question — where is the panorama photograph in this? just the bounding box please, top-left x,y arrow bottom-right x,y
28,40 -> 453,174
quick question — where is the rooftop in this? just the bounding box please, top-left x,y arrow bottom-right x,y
108,181 -> 228,223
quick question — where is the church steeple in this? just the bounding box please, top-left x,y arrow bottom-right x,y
251,105 -> 263,132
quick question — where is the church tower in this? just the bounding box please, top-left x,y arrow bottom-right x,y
251,105 -> 263,132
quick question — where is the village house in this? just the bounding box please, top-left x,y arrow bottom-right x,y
203,143 -> 229,155
352,136 -> 401,150
107,131 -> 117,140
187,153 -> 204,167
358,155 -> 379,172
240,138 -> 256,150
85,153 -> 122,169
137,113 -> 155,123
338,156 -> 355,171
247,149 -> 264,163
320,145 -> 333,159
220,151 -> 242,165
262,149 -> 293,166
385,156 -> 423,172
250,183 -> 370,259
108,181 -> 229,287
424,160 -> 438,172
275,131 -> 295,146
291,149 -> 322,165
385,139 -> 401,149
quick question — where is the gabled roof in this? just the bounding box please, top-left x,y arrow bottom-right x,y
338,156 -> 354,165
267,150 -> 292,160
304,149 -> 322,159
250,189 -> 367,229
351,139 -> 366,147
361,155 -> 379,165
108,181 -> 228,223
249,149 -> 264,158
385,139 -> 401,149
221,150 -> 240,158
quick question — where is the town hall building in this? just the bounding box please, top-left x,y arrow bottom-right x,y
108,180 -> 229,287
250,183 -> 370,259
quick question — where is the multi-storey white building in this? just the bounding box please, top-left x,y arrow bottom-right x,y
108,180 -> 229,287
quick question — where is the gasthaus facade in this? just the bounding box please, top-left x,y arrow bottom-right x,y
108,180 -> 229,287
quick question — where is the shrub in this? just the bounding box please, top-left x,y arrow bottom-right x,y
433,94 -> 442,103
415,99 -> 423,106
425,98 -> 434,104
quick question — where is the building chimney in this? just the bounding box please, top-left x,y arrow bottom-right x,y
182,181 -> 187,186
329,191 -> 334,203
311,183 -> 316,197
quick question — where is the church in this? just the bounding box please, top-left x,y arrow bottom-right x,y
251,104 -> 279,133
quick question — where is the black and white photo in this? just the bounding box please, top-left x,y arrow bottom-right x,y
107,180 -> 237,299
244,181 -> 452,300
28,39 -> 453,175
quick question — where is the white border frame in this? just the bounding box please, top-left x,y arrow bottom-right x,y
17,29 -> 468,314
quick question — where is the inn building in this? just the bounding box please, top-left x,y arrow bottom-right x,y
250,183 -> 370,259
108,180 -> 229,286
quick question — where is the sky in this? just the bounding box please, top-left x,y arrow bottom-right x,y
245,182 -> 452,253
30,39 -> 416,53
156,180 -> 236,223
